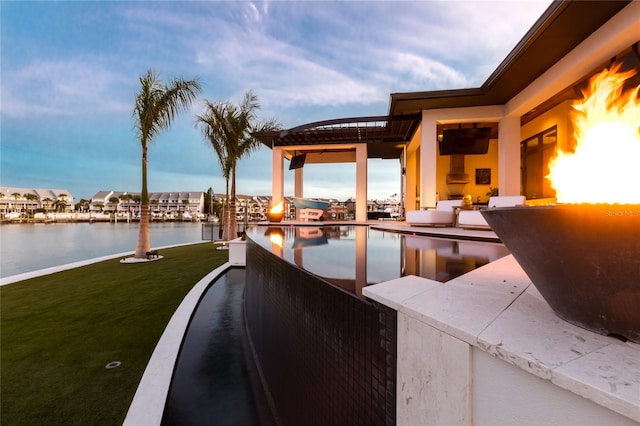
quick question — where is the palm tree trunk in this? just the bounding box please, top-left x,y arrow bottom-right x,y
224,206 -> 232,242
135,146 -> 151,258
221,178 -> 231,241
229,167 -> 238,240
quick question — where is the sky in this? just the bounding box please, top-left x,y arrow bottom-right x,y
1,0 -> 552,202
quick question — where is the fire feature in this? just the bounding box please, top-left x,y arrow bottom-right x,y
266,201 -> 285,222
548,63 -> 640,204
482,63 -> 640,343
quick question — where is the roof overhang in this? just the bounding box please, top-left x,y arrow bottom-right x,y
389,0 -> 632,116
254,0 -> 635,160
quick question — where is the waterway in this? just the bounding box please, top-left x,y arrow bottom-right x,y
161,268 -> 272,426
0,222 -> 213,278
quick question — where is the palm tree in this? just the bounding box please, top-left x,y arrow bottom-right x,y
23,193 -> 39,216
10,192 -> 21,214
57,194 -> 69,213
76,198 -> 90,212
54,198 -> 67,213
42,197 -> 53,214
76,198 -> 91,220
204,187 -> 214,216
196,91 -> 279,241
133,69 -> 201,258
198,106 -> 232,240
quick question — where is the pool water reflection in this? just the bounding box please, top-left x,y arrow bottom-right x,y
249,225 -> 510,298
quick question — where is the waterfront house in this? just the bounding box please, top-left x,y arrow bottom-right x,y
90,190 -> 205,217
0,186 -> 75,218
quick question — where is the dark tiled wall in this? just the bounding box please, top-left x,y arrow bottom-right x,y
245,239 -> 397,426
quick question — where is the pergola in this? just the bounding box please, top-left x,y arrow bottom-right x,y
254,114 -> 421,221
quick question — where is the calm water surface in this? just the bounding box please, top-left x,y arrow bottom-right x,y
162,268 -> 266,426
250,225 -> 510,296
0,222 -> 209,278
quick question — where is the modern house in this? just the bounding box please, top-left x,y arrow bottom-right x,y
255,1 -> 639,222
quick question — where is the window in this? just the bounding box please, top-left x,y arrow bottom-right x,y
521,126 -> 557,199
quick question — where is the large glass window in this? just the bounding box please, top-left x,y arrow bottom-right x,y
521,126 -> 557,199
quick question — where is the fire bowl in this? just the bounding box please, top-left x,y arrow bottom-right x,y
266,210 -> 284,223
482,204 -> 640,343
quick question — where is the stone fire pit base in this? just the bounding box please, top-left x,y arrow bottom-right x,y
482,205 -> 640,343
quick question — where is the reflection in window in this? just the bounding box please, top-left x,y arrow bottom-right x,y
521,126 -> 557,199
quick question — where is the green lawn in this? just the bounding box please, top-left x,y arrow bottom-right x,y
1,242 -> 228,425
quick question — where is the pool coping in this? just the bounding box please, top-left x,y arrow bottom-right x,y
371,221 -> 500,242
363,256 -> 640,423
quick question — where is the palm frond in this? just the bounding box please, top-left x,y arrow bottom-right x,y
134,70 -> 201,148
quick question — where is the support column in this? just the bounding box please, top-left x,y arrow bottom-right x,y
498,117 -> 521,195
294,168 -> 303,220
272,146 -> 284,204
356,144 -> 368,222
400,151 -> 406,218
420,112 -> 438,208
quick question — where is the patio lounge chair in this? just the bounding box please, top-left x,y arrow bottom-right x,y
457,195 -> 526,229
406,199 -> 463,226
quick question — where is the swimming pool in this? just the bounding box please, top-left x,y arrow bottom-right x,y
243,224 -> 510,424
248,225 -> 510,298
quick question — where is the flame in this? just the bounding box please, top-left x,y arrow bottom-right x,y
547,63 -> 640,204
270,233 -> 284,248
269,201 -> 284,214
265,227 -> 285,248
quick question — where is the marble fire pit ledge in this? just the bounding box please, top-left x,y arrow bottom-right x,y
363,254 -> 640,426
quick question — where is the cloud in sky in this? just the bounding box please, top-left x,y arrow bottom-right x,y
1,0 -> 552,201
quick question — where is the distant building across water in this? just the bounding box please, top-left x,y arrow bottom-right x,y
1,186 -> 76,217
1,186 -> 399,222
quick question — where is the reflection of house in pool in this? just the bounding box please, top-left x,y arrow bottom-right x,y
291,227 -> 328,249
267,225 -> 508,297
403,236 -> 509,282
